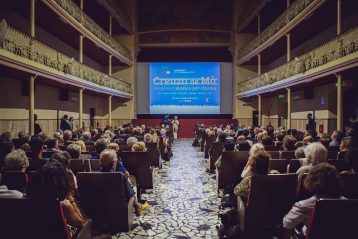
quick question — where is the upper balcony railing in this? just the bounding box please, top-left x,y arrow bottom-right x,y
237,26 -> 358,96
0,21 -> 133,96
237,0 -> 324,64
97,0 -> 132,33
46,0 -> 133,64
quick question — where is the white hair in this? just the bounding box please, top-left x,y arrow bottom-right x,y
143,133 -> 153,143
160,129 -> 166,135
126,136 -> 138,147
249,143 -> 264,157
5,149 -> 28,171
304,142 -> 327,165
100,149 -> 118,169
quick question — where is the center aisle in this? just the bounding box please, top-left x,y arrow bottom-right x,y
117,139 -> 221,239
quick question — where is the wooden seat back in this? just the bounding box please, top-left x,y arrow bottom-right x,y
208,142 -> 224,171
287,159 -> 302,173
145,142 -> 161,168
280,151 -> 295,160
267,151 -> 280,159
1,171 -> 28,192
327,151 -> 338,160
327,159 -> 351,172
269,159 -> 289,174
340,173 -> 358,199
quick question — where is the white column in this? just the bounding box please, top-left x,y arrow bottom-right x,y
257,54 -> 261,75
29,76 -> 35,135
30,0 -> 36,37
79,35 -> 84,63
286,34 -> 291,62
287,88 -> 291,129
79,89 -> 84,129
109,54 -> 113,76
108,95 -> 112,127
258,95 -> 262,126
337,75 -> 343,131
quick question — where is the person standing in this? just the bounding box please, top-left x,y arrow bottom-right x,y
306,112 -> 316,133
34,114 -> 42,135
172,116 -> 180,139
163,114 -> 170,126
60,115 -> 71,131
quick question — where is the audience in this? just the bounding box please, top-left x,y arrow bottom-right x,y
67,143 -> 81,159
297,142 -> 327,177
337,137 -> 350,159
28,136 -> 46,171
4,149 -> 29,172
283,163 -> 345,237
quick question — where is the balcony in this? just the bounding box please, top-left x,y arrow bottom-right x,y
0,21 -> 133,98
237,26 -> 358,97
237,0 -> 325,64
43,0 -> 133,65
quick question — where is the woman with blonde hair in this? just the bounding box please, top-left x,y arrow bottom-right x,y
131,142 -> 147,152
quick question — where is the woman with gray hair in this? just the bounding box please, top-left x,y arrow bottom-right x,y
126,137 -> 138,148
297,142 -> 327,177
143,133 -> 153,143
4,149 -> 29,172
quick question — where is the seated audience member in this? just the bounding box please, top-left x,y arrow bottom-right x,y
0,141 -> 14,170
337,137 -> 350,160
127,136 -> 139,148
16,131 -> 30,149
50,152 -> 78,200
274,132 -> 285,149
108,143 -> 130,177
261,135 -> 274,147
329,130 -> 344,147
92,138 -> 109,159
215,137 -> 237,169
45,138 -> 61,153
234,151 -> 271,200
132,142 -> 147,152
297,142 -> 327,177
283,163 -> 345,237
143,133 -> 153,143
4,149 -> 29,172
217,132 -> 227,143
303,135 -> 314,145
0,184 -> 23,198
67,143 -> 81,159
237,135 -> 251,151
282,135 -> 297,151
99,149 -> 149,215
295,147 -> 306,160
63,130 -> 74,146
319,133 -> 331,149
74,140 -> 86,153
241,143 -> 265,178
26,162 -> 86,229
0,132 -> 12,143
28,136 -> 47,171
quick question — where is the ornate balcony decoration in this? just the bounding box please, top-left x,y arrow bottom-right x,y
237,0 -> 324,64
0,21 -> 133,96
237,26 -> 358,96
96,0 -> 132,33
47,0 -> 132,64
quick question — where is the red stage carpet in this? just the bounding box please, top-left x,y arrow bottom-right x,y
132,119 -> 237,138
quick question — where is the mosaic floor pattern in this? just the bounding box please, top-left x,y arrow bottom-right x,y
115,139 -> 221,239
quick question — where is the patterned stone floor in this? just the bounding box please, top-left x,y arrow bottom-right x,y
115,139 -> 221,239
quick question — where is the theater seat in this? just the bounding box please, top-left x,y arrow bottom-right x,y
287,159 -> 302,173
0,198 -> 91,239
304,198 -> 358,239
68,159 -> 90,175
1,171 -> 28,192
327,151 -> 338,160
296,173 -> 312,201
237,174 -> 297,237
340,173 -> 358,199
327,159 -> 351,172
145,142 -> 161,168
77,172 -> 134,234
217,151 -> 249,190
208,142 -> 224,171
120,151 -> 153,189
280,151 -> 295,160
269,159 -> 289,174
267,151 -> 280,159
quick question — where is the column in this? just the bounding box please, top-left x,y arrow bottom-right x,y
287,88 -> 292,129
108,54 -> 113,76
257,54 -> 261,75
258,94 -> 262,126
108,95 -> 112,127
337,75 -> 342,131
257,14 -> 261,34
30,0 -> 36,37
286,34 -> 291,62
109,15 -> 113,36
79,89 -> 84,129
79,35 -> 84,63
337,0 -> 342,35
29,76 -> 35,135
80,0 -> 84,9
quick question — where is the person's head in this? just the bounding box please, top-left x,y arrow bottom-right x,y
82,131 -> 91,141
237,135 -> 246,144
108,142 -> 120,152
34,114 -> 38,122
131,142 -> 147,152
295,147 -> 306,159
303,135 -> 314,145
29,136 -> 44,155
66,143 -> 81,159
27,161 -> 70,200
95,138 -> 109,155
74,140 -> 86,152
304,142 -> 327,165
47,138 -> 58,149
261,135 -> 273,146
18,131 -> 30,145
218,132 -> 227,143
143,133 -> 153,143
63,115 -> 68,120
340,137 -> 351,152
126,137 -> 138,147
63,130 -> 72,141
331,130 -> 344,142
307,113 -> 313,119
4,149 -> 29,172
304,163 -> 344,198
0,132 -> 12,143
50,151 -> 71,167
275,132 -> 285,142
100,149 -> 118,172
160,129 -> 166,135
283,135 -> 297,151
249,151 -> 271,175
249,143 -> 265,157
